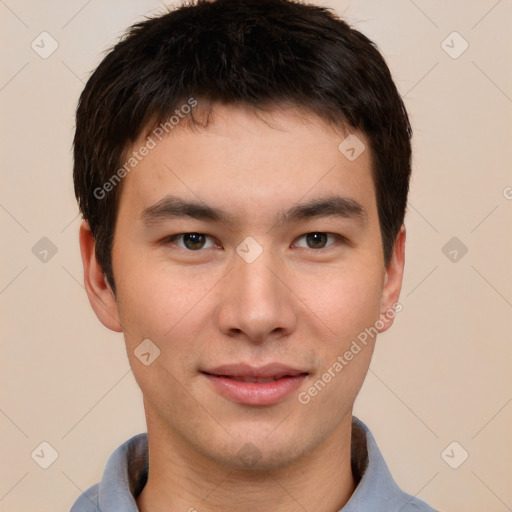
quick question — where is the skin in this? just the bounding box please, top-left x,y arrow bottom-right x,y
80,103 -> 405,512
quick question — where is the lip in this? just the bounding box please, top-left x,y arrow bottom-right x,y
202,363 -> 309,406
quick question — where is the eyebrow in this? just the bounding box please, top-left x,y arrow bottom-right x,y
141,196 -> 236,225
140,194 -> 367,227
277,195 -> 367,227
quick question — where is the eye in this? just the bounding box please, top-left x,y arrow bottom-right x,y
293,232 -> 339,249
165,233 -> 217,251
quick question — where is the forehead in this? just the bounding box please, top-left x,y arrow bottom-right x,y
116,103 -> 376,224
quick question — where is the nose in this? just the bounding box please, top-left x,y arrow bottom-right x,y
216,248 -> 298,344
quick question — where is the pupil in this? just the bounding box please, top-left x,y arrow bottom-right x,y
307,232 -> 327,248
184,233 -> 205,250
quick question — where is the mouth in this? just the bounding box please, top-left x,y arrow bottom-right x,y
204,374 -> 301,383
201,363 -> 309,406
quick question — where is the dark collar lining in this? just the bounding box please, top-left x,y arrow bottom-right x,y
350,420 -> 369,486
128,447 -> 149,498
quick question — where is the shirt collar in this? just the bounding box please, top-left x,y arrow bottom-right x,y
74,416 -> 435,511
344,417 -> 428,510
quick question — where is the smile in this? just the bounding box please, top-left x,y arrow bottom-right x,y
201,363 -> 309,406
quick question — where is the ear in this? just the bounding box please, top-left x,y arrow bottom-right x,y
79,221 -> 122,332
377,224 -> 406,334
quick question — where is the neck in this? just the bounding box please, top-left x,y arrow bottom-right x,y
136,413 -> 356,512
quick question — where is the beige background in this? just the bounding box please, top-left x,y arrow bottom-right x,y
1,1 -> 511,511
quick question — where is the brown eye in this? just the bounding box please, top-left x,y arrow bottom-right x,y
294,232 -> 336,249
305,232 -> 328,248
166,233 -> 216,250
182,233 -> 206,250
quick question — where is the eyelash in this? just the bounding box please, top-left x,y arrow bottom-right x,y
163,232 -> 347,251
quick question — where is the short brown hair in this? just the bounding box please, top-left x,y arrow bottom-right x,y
73,0 -> 412,293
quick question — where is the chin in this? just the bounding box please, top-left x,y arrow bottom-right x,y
203,430 -> 315,473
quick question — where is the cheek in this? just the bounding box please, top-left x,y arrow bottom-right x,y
296,261 -> 383,342
114,256 -> 220,377
296,268 -> 381,417
115,250 -> 211,332
115,270 -> 207,406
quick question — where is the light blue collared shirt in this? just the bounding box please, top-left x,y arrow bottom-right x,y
70,417 -> 438,511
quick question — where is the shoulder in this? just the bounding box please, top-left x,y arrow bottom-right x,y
69,433 -> 148,512
349,417 -> 440,512
69,483 -> 100,512
398,494 -> 440,511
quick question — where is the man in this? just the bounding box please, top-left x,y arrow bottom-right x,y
71,0 -> 438,510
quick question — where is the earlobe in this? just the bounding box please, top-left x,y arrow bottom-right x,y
377,224 -> 406,334
79,221 -> 122,332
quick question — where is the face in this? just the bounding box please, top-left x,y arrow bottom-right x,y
81,103 -> 405,472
